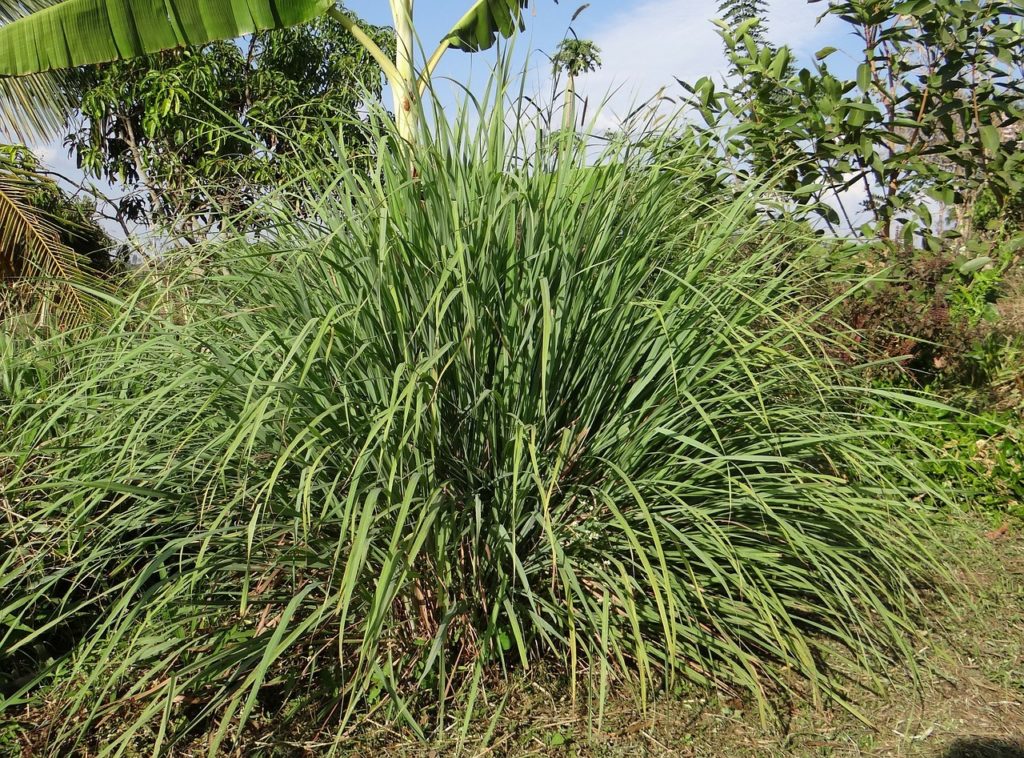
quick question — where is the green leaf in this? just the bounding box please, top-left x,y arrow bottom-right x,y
857,62 -> 871,91
496,630 -> 512,651
791,182 -> 823,197
443,0 -> 529,53
769,47 -> 790,79
0,0 -> 77,140
546,731 -> 567,747
927,186 -> 956,205
899,221 -> 912,247
958,255 -> 993,274
979,124 -> 1001,153
815,46 -> 837,60
0,0 -> 332,76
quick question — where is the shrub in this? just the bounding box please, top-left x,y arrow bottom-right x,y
827,240 -> 1023,389
0,96 -> 949,752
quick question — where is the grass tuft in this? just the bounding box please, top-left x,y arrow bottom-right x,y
1,86 -> 951,753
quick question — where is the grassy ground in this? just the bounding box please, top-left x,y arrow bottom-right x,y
331,516 -> 1024,758
3,524 -> 1021,757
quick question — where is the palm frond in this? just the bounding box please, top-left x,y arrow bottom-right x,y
0,157 -> 93,324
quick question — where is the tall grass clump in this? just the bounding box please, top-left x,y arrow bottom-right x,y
1,85 -> 947,753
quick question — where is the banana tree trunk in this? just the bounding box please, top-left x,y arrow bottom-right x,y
326,5 -> 418,144
391,0 -> 417,144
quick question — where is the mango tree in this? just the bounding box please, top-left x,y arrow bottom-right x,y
0,0 -> 533,144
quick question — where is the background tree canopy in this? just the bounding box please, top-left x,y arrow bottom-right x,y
687,0 -> 1024,245
64,13 -> 393,232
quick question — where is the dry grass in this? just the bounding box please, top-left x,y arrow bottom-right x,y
998,265 -> 1024,336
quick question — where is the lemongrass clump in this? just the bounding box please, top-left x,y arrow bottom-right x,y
0,83 -> 946,753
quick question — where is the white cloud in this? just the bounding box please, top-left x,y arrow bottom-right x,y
571,0 -> 843,129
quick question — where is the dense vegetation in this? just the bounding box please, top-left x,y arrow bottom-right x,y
1,145 -> 120,325
65,14 -> 393,232
0,0 -> 1021,754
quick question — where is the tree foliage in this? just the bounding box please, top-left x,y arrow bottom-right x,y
1,145 -> 116,324
551,38 -> 602,78
686,0 -> 1024,246
0,0 -> 541,147
65,14 -> 393,230
552,37 -> 602,132
717,0 -> 772,49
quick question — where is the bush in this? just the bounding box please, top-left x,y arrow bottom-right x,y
0,98 -> 949,752
828,240 -> 1023,389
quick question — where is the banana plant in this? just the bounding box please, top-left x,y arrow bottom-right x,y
0,0 -> 532,144
0,0 -> 76,143
328,1 -> 530,143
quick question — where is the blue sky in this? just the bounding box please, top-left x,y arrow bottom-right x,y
28,0 -> 854,159
344,0 -> 852,124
